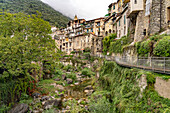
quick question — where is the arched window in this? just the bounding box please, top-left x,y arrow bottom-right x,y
145,0 -> 150,16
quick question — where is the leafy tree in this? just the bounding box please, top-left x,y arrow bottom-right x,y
0,12 -> 60,80
153,36 -> 170,57
102,33 -> 117,55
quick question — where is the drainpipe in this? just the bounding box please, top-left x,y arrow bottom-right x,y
160,0 -> 162,31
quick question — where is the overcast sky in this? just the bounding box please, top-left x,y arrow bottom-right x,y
41,0 -> 117,20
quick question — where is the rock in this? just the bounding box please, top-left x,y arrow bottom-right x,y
42,101 -> 46,106
66,106 -> 71,110
55,78 -> 61,81
43,99 -> 62,110
62,98 -> 67,103
66,78 -> 73,84
58,93 -> 64,97
62,75 -> 66,80
8,103 -> 29,113
84,85 -> 93,90
55,90 -> 59,94
84,90 -> 94,95
32,92 -> 41,98
40,96 -> 49,101
74,82 -> 79,85
78,99 -> 83,104
33,110 -> 39,113
56,85 -> 64,91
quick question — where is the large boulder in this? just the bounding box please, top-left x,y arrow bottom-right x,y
66,78 -> 73,84
8,103 -> 29,113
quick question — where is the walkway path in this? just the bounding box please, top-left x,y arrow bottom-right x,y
96,55 -> 170,75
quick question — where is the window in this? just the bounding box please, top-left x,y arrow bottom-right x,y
119,20 -> 120,26
113,5 -> 115,10
143,29 -> 146,36
145,0 -> 150,16
168,7 -> 170,22
124,15 -> 126,25
91,28 -> 93,32
135,0 -> 137,4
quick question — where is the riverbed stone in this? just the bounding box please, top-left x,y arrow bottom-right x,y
62,74 -> 66,80
84,85 -> 93,90
40,96 -> 49,101
8,103 -> 29,113
43,99 -> 62,110
56,85 -> 64,91
55,78 -> 61,81
66,78 -> 73,84
32,92 -> 41,98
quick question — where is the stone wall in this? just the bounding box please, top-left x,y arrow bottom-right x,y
134,10 -> 150,42
138,75 -> 170,99
149,0 -> 170,35
154,77 -> 170,99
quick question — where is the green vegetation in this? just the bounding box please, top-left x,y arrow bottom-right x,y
109,36 -> 132,54
0,0 -> 70,27
102,33 -> 117,54
135,40 -> 152,57
154,36 -> 170,57
88,61 -> 170,113
102,34 -> 132,55
0,12 -> 59,110
136,34 -> 170,57
81,68 -> 95,77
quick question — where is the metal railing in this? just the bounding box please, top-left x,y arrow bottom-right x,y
115,56 -> 170,74
93,54 -> 170,74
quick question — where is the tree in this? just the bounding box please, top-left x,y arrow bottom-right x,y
102,33 -> 117,55
0,12 -> 60,81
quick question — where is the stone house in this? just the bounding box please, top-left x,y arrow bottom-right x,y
116,3 -> 130,39
125,0 -> 170,42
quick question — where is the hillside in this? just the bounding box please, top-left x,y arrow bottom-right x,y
0,0 -> 71,27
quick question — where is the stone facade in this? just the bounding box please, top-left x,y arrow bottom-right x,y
149,0 -> 170,35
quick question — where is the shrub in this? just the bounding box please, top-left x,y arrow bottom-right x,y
66,73 -> 77,81
81,68 -> 95,77
63,64 -> 73,71
88,97 -> 113,113
136,40 -> 152,57
153,36 -> 170,57
109,36 -> 131,54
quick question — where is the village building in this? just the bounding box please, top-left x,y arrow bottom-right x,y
116,2 -> 129,38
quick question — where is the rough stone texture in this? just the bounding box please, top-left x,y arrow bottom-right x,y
134,10 -> 150,42
8,103 -> 29,113
154,77 -> 170,99
66,78 -> 73,84
149,0 -> 170,35
138,74 -> 147,98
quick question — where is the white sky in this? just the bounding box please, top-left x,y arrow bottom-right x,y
41,0 -> 117,20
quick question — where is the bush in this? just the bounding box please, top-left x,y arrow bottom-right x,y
109,36 -> 131,54
81,68 -> 95,77
153,36 -> 170,57
89,97 -> 113,113
66,73 -> 77,81
136,40 -> 152,57
63,64 -> 73,71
